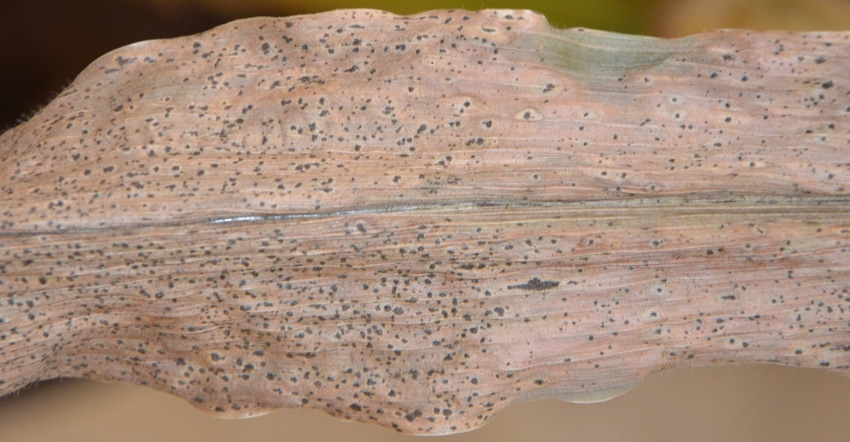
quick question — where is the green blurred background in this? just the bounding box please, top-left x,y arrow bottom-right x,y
2,1 -> 850,441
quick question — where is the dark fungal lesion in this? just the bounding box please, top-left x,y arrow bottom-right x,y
507,277 -> 560,291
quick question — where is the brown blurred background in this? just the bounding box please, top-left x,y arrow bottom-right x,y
2,0 -> 850,441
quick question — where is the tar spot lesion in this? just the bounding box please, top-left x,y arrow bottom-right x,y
507,277 -> 560,291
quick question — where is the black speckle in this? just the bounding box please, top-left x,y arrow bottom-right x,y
405,409 -> 423,421
507,277 -> 560,291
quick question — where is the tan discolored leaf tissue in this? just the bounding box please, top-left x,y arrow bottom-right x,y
1,9 -> 849,434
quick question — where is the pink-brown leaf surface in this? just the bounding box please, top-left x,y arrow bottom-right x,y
1,9 -> 849,434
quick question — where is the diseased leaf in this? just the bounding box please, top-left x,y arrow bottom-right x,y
1,9 -> 849,435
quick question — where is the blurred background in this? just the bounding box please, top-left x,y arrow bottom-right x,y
2,0 -> 850,440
